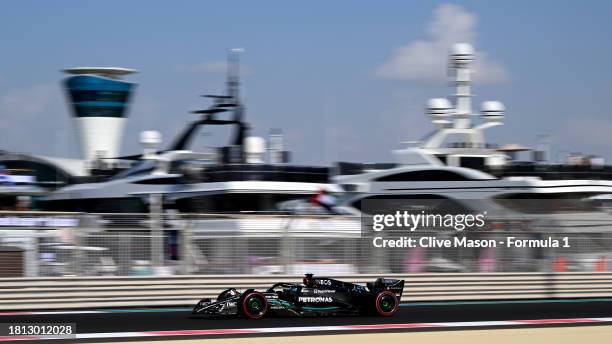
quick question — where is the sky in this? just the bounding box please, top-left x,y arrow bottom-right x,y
0,0 -> 612,165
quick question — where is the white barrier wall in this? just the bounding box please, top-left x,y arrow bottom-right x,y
0,272 -> 610,311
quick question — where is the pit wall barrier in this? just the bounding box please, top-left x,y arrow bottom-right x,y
0,272 -> 611,311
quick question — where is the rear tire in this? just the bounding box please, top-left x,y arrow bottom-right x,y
374,291 -> 398,316
241,291 -> 268,319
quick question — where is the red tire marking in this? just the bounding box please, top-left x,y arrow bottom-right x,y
242,291 -> 268,319
375,291 -> 398,316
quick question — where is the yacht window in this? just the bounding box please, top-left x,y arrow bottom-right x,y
375,170 -> 469,182
459,157 -> 486,170
111,160 -> 156,180
175,193 -> 311,213
132,176 -> 183,184
435,155 -> 447,165
351,194 -> 471,213
42,197 -> 147,213
493,193 -> 601,214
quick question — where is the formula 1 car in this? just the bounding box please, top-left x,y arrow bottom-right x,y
192,274 -> 404,319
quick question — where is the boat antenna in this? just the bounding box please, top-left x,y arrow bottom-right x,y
106,49 -> 249,158
226,48 -> 249,147
227,48 -> 243,103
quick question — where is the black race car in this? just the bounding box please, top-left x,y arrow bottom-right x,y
192,274 -> 404,319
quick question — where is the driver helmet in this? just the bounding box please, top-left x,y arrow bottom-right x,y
303,273 -> 315,287
218,288 -> 239,301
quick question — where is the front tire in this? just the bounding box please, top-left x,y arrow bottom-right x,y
241,291 -> 268,319
374,291 -> 398,317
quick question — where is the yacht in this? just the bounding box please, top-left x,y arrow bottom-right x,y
42,51 -> 340,214
334,43 -> 612,225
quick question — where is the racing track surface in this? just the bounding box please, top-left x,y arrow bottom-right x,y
3,299 -> 612,342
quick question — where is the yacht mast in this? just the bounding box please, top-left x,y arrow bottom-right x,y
421,43 -> 504,150
450,43 -> 474,129
227,48 -> 243,103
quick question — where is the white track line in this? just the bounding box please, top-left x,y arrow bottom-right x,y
0,311 -> 104,316
0,317 -> 611,341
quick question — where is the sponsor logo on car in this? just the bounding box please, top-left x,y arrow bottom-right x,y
313,289 -> 335,294
299,296 -> 333,303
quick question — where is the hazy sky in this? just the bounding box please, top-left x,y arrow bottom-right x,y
1,0 -> 611,165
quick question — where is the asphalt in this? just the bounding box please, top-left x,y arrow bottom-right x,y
6,299 -> 612,335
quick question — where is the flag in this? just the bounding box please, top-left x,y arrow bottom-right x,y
310,189 -> 337,213
0,164 -> 10,185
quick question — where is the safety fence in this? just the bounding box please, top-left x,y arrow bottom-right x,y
0,273 -> 611,310
1,212 -> 612,277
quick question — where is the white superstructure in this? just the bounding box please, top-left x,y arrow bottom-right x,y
334,43 -> 612,222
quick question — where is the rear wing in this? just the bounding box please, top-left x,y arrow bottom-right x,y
367,278 -> 405,298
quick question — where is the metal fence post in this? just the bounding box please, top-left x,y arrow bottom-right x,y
74,224 -> 83,276
179,220 -> 192,275
281,216 -> 292,274
31,229 -> 41,277
149,194 -> 164,272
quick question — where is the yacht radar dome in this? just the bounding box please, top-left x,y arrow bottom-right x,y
481,101 -> 505,123
450,43 -> 475,64
140,130 -> 162,148
244,136 -> 266,164
140,130 -> 162,159
427,98 -> 453,126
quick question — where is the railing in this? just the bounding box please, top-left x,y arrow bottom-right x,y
0,273 -> 610,311
1,211 -> 612,277
1,211 -> 612,310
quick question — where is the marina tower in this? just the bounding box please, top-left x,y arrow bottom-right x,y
62,67 -> 137,166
